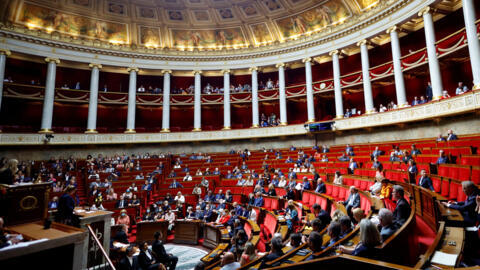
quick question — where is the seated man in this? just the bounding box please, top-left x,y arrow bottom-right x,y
258,237 -> 285,268
446,129 -> 458,141
138,241 -> 164,270
113,224 -> 129,244
392,185 -> 411,226
343,186 -> 360,217
442,181 -> 478,226
183,172 -> 192,181
215,189 -> 225,202
378,208 -> 398,242
312,203 -> 331,229
410,144 -> 421,155
305,231 -> 323,261
348,158 -> 358,174
315,178 -> 326,194
169,179 -> 183,189
435,150 -> 448,165
339,216 -> 353,238
418,169 -> 434,191
152,231 -> 178,270
220,252 -> 240,270
371,147 -> 383,158
322,222 -> 342,249
253,192 -> 264,207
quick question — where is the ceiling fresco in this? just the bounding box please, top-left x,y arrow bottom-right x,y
3,0 -> 382,50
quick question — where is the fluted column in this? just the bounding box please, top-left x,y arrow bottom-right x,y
85,63 -> 102,133
330,50 -> 344,118
303,57 -> 316,123
125,67 -> 138,133
0,49 -> 10,115
161,70 -> 172,132
358,40 -> 374,113
39,58 -> 59,133
276,63 -> 287,125
223,69 -> 231,129
250,67 -> 259,128
419,7 -> 443,100
387,26 -> 407,107
462,0 -> 480,89
193,70 -> 202,131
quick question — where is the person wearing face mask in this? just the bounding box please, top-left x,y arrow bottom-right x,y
117,209 -> 131,231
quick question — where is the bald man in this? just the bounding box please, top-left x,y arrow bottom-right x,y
220,252 -> 240,270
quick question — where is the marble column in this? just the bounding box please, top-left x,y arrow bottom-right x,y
223,69 -> 231,129
419,6 -> 443,100
125,67 -> 138,133
161,70 -> 172,132
85,63 -> 102,133
0,49 -> 10,115
358,40 -> 374,113
462,0 -> 480,89
276,63 -> 287,125
39,58 -> 59,133
387,26 -> 408,107
250,67 -> 259,128
303,57 -> 316,123
193,70 -> 202,131
330,50 -> 344,118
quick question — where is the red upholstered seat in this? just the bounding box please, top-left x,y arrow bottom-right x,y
441,179 -> 450,197
383,199 -> 396,212
270,199 -> 279,210
316,196 -> 328,210
308,193 -> 316,206
264,197 -> 272,210
432,176 -> 442,193
456,184 -> 466,202
438,165 -> 449,178
338,187 -> 346,201
359,180 -> 368,191
353,179 -> 361,189
331,185 -> 339,199
457,166 -> 471,181
302,192 -> 310,205
325,184 -> 333,196
448,166 -> 459,181
414,216 -> 436,255
472,168 -> 480,184
449,182 -> 460,200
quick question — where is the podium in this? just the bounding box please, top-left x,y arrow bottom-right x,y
75,209 -> 113,268
174,220 -> 201,244
136,220 -> 168,243
0,182 -> 50,226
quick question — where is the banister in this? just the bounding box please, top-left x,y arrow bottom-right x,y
86,224 -> 116,270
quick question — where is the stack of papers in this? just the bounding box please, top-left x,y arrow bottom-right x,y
431,251 -> 459,266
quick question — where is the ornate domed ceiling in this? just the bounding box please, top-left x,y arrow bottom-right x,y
1,0 -> 382,51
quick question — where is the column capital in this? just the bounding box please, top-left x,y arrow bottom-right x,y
418,6 -> 431,17
161,69 -> 172,74
0,49 -> 11,56
248,67 -> 258,73
329,50 -> 339,56
302,57 -> 312,63
356,39 -> 369,47
127,67 -> 139,73
88,63 -> 102,69
45,57 -> 60,64
275,63 -> 285,68
193,70 -> 202,75
386,25 -> 398,34
222,69 -> 231,74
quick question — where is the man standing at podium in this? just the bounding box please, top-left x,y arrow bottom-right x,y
57,185 -> 76,225
152,231 -> 178,270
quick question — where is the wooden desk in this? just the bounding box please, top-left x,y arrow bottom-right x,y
3,221 -> 87,269
174,220 -> 202,244
203,223 -> 229,249
437,202 -> 464,227
136,220 -> 168,243
431,226 -> 465,269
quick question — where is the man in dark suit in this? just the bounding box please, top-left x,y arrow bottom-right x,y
392,185 -> 411,225
152,232 -> 178,270
116,194 -> 129,209
418,170 -> 434,191
138,241 -> 164,270
258,237 -> 285,269
426,82 -> 433,101
312,203 -> 331,229
113,224 -> 129,244
118,246 -> 140,270
315,178 -> 326,194
56,185 -> 77,225
343,186 -> 360,217
442,181 -> 478,226
446,129 -> 458,141
378,208 -> 398,242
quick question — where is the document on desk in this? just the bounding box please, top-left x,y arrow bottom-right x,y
431,251 -> 458,266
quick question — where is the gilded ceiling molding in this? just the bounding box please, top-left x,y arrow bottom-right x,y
0,49 -> 11,56
88,63 -> 102,69
44,57 -> 60,64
